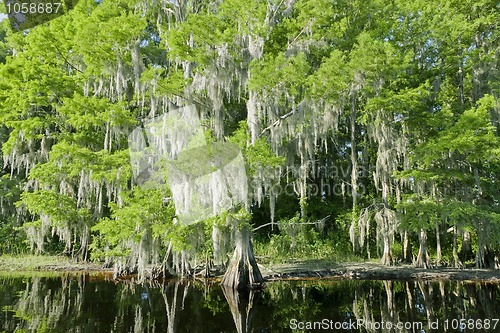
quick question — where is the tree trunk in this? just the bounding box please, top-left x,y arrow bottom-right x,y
457,44 -> 465,111
405,282 -> 416,324
212,224 -> 230,267
435,222 -> 442,266
350,97 -> 359,252
381,235 -> 392,266
417,280 -> 434,323
162,281 -> 181,333
152,242 -> 173,280
350,95 -> 358,209
452,226 -> 463,268
475,220 -> 491,269
383,280 -> 394,322
222,285 -> 258,333
402,230 -> 412,264
460,231 -> 473,262
415,229 -> 431,268
222,224 -> 264,291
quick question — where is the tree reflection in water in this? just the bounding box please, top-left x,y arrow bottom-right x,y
221,285 -> 260,333
0,274 -> 498,332
352,280 -> 500,333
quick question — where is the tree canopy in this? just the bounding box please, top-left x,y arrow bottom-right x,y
0,0 -> 499,276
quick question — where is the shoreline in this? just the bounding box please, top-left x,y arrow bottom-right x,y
0,255 -> 112,273
259,261 -> 500,283
1,255 -> 499,283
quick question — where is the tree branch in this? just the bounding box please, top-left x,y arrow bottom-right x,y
260,110 -> 295,136
253,215 -> 330,232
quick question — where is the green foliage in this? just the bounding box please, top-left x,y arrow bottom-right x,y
0,0 -> 499,270
20,190 -> 80,226
249,52 -> 310,97
397,195 -> 441,231
255,228 -> 333,263
426,95 -> 499,164
0,18 -> 9,64
0,216 -> 28,254
229,120 -> 285,174
307,50 -> 348,100
90,187 -> 175,260
255,213 -> 358,263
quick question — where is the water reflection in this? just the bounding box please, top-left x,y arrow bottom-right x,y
221,285 -> 260,333
351,280 -> 500,333
0,274 -> 498,332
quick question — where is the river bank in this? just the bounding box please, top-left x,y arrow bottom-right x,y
258,260 -> 500,283
0,255 -> 110,272
1,255 -> 499,283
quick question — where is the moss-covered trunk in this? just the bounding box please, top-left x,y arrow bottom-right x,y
221,224 -> 264,291
402,230 -> 413,264
415,229 -> 431,268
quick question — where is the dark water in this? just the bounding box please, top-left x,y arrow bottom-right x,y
0,273 -> 499,332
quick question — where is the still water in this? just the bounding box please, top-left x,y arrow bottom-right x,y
0,273 -> 498,332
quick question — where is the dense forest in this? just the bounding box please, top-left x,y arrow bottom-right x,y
0,0 -> 499,283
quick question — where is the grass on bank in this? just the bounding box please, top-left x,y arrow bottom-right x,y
0,254 -> 100,271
